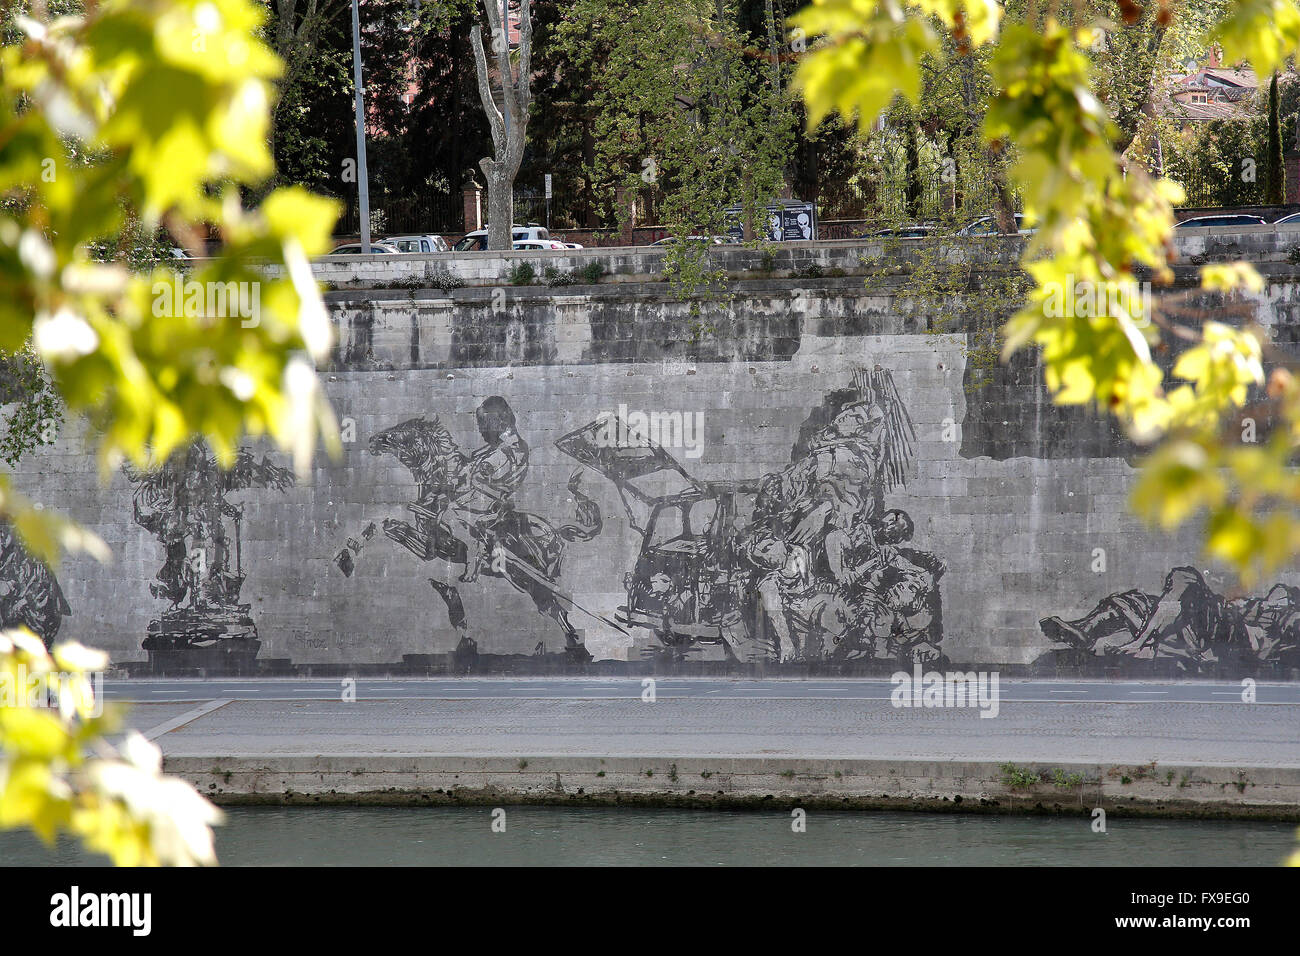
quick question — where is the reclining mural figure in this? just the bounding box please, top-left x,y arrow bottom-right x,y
1039,566 -> 1300,672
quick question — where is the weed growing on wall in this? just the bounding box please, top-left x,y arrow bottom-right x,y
861,224 -> 1031,392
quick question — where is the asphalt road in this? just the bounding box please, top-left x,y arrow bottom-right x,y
130,696 -> 1299,766
101,676 -> 1300,705
101,678 -> 1300,793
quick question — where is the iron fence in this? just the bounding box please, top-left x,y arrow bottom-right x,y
336,189 -> 462,238
329,159 -> 1281,243
816,167 -> 1002,224
513,182 -> 605,231
1166,164 -> 1280,208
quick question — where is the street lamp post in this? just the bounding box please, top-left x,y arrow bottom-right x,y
503,0 -> 512,231
350,0 -> 372,253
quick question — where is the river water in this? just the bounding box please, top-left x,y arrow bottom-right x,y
2,807 -> 1296,866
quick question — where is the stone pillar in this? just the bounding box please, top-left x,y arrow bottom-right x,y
940,179 -> 956,216
462,179 -> 483,233
615,185 -> 636,245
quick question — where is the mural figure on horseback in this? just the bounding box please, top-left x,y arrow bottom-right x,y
339,397 -> 604,662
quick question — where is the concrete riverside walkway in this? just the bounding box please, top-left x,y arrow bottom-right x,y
114,681 -> 1300,818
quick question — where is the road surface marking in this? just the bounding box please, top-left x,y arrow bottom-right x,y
141,699 -> 232,740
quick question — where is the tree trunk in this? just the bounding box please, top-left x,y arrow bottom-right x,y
471,0 -> 534,250
986,141 -> 1018,234
1268,72 -> 1284,205
905,119 -> 922,220
485,166 -> 515,247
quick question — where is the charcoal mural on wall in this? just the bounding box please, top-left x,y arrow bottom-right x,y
560,366 -> 947,666
338,368 -> 947,670
1038,567 -> 1300,676
338,397 -> 608,663
125,440 -> 294,673
0,521 -> 70,649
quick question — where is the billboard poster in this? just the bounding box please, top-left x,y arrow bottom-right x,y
724,200 -> 817,241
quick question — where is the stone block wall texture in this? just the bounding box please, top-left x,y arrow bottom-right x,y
10,251 -> 1300,678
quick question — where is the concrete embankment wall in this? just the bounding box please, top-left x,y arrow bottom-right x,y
170,755 -> 1300,820
9,233 -> 1300,677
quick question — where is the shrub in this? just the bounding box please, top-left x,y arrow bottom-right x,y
506,262 -> 535,285
430,270 -> 464,292
577,261 -> 606,284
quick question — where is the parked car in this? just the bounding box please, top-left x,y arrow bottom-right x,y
561,241 -> 585,249
453,224 -> 556,251
385,234 -> 450,253
650,235 -> 733,245
513,238 -> 569,250
864,224 -> 937,239
1174,214 -> 1268,229
329,241 -> 400,254
126,246 -> 191,260
1274,212 -> 1300,225
958,214 -> 1033,236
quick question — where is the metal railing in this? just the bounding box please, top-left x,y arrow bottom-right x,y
1165,164 -> 1280,208
336,190 -> 462,238
816,168 -> 1001,224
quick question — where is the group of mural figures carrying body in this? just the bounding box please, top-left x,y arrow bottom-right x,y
679,368 -> 946,665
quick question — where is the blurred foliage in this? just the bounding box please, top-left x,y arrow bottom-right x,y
1,0 -> 342,543
1,0 -> 346,865
791,0 -> 1300,591
0,629 -> 221,865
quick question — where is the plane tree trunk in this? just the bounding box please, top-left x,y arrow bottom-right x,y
470,0 -> 533,251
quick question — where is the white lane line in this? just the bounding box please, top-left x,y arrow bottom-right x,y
141,699 -> 232,740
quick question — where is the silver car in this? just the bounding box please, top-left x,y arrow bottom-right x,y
958,214 -> 1033,236
329,241 -> 401,255
385,234 -> 451,253
1174,214 -> 1267,229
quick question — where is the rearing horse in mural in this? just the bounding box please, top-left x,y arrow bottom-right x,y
362,397 -> 603,662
